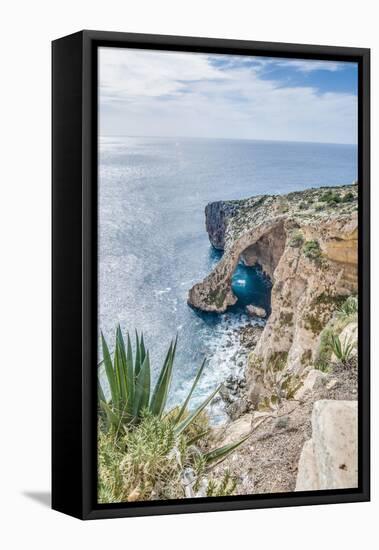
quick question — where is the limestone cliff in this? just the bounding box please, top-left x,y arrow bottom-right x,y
188,184 -> 358,378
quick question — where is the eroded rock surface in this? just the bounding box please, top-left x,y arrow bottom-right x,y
188,185 -> 358,376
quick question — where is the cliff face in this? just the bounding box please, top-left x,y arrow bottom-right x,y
188,184 -> 358,379
205,201 -> 239,250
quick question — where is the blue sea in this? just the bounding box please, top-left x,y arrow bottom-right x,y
98,136 -> 357,419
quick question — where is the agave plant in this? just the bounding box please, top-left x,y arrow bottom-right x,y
99,327 -> 223,435
329,333 -> 355,364
98,327 -> 252,502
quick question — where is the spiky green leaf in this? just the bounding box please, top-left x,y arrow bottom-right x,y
175,357 -> 206,425
101,332 -> 119,406
203,434 -> 250,467
174,383 -> 221,436
149,341 -> 174,417
135,330 -> 141,378
133,351 -> 151,418
100,400 -> 120,430
98,378 -> 106,404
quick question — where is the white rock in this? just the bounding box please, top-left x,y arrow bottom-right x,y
246,305 -> 267,318
295,439 -> 319,491
326,378 -> 338,390
312,400 -> 358,489
294,369 -> 326,402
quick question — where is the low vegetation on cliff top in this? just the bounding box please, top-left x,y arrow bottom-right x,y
98,328 -> 248,503
315,295 -> 358,372
226,183 -> 358,242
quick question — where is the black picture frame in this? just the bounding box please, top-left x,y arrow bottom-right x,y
52,30 -> 370,520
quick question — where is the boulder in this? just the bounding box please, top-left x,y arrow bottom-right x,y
246,305 -> 267,318
312,400 -> 358,489
294,369 -> 326,402
295,439 -> 319,491
295,400 -> 358,491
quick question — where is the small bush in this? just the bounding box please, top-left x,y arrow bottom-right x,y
98,328 -> 249,503
342,192 -> 355,203
119,413 -> 183,501
207,471 -> 237,497
328,199 -> 339,208
303,240 -> 322,261
314,360 -> 330,373
289,230 -> 304,248
314,325 -> 333,372
98,411 -> 247,503
320,190 -> 341,204
337,295 -> 358,320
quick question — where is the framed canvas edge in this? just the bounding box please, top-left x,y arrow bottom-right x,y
52,30 -> 370,520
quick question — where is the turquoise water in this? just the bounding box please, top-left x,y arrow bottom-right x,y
98,136 -> 357,417
231,264 -> 272,311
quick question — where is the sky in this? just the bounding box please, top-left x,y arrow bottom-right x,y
99,47 -> 358,145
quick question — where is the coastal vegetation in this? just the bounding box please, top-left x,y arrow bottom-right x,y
289,229 -> 304,248
329,333 -> 355,364
302,239 -> 322,262
98,182 -> 359,501
314,295 -> 358,371
98,328 -> 248,503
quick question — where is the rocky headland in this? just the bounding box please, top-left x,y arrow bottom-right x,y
189,183 -> 359,493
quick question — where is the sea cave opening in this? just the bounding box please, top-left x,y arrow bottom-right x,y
229,221 -> 287,316
208,245 -> 272,315
231,262 -> 272,315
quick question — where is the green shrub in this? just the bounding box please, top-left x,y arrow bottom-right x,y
329,333 -> 355,364
328,199 -> 338,208
303,240 -> 322,261
118,412 -> 182,501
320,190 -> 341,204
337,295 -> 358,320
98,410 -> 247,503
314,360 -> 330,373
314,326 -> 334,372
342,192 -> 355,203
289,230 -> 304,248
98,327 -> 219,432
207,471 -> 237,497
258,352 -> 301,408
98,327 -> 249,503
98,428 -> 127,503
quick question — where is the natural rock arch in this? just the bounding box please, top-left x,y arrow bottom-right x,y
188,218 -> 287,313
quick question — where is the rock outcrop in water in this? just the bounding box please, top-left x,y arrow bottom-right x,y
188,184 -> 358,377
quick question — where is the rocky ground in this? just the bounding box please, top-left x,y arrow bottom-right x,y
211,357 -> 358,495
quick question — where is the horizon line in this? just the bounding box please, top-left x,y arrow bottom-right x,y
99,134 -> 357,147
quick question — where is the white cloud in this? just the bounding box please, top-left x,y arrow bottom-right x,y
99,47 -> 357,144
269,59 -> 347,72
